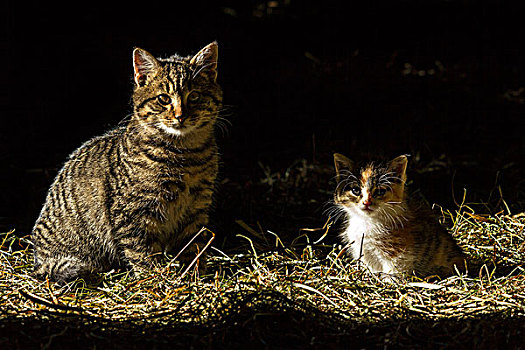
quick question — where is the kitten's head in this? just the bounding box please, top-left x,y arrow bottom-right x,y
131,42 -> 222,137
333,153 -> 408,217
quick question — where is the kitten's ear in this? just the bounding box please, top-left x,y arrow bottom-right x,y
388,155 -> 408,183
190,42 -> 218,81
333,153 -> 354,178
133,48 -> 159,86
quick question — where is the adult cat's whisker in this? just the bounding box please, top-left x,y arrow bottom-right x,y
216,116 -> 232,125
117,113 -> 135,126
215,121 -> 230,137
191,61 -> 216,80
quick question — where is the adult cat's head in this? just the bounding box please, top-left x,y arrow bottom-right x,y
333,153 -> 408,217
131,42 -> 222,137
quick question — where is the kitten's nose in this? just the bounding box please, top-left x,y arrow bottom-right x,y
362,198 -> 372,207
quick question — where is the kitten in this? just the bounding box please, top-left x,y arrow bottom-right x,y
31,42 -> 222,282
331,153 -> 466,278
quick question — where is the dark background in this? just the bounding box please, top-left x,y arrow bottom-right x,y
1,1 -> 524,240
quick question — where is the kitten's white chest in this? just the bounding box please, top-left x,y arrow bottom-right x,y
341,210 -> 378,242
342,211 -> 396,274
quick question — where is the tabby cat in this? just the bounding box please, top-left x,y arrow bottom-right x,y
32,42 -> 222,282
331,153 -> 466,278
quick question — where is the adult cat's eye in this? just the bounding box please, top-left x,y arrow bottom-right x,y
188,91 -> 201,103
375,188 -> 387,197
157,94 -> 171,105
350,186 -> 361,196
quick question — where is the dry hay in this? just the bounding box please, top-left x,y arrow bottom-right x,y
1,207 -> 524,348
1,161 -> 524,348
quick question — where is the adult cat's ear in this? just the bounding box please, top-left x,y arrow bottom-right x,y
133,48 -> 159,86
333,153 -> 354,179
388,155 -> 408,183
190,42 -> 218,81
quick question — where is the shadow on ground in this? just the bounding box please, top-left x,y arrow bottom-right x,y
2,291 -> 523,349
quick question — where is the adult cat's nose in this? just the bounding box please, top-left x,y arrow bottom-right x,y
171,97 -> 184,124
175,115 -> 187,125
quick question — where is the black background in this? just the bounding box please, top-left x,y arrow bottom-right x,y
1,1 -> 524,239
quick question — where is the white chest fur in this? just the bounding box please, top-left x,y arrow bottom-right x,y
341,208 -> 396,274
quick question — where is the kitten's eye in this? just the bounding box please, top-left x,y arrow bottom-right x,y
157,94 -> 171,105
375,188 -> 387,197
350,186 -> 361,196
187,91 -> 201,103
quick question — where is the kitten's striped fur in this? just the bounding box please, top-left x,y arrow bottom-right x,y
32,43 -> 222,282
330,153 -> 466,278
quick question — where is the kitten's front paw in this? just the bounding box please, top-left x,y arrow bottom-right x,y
378,272 -> 402,284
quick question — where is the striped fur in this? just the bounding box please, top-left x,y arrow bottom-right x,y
32,43 -> 222,282
329,153 -> 466,278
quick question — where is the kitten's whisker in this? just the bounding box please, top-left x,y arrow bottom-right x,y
382,184 -> 394,191
323,204 -> 348,224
